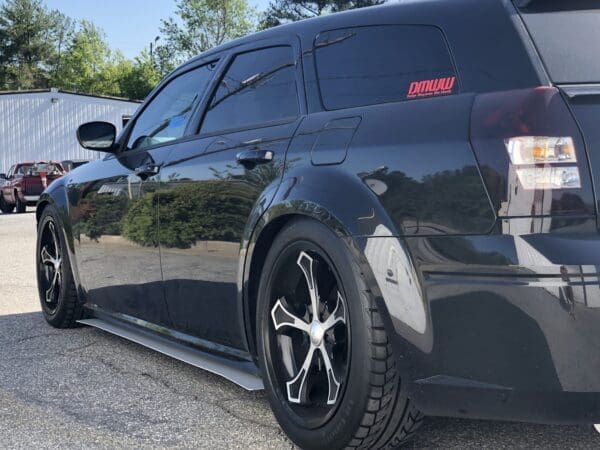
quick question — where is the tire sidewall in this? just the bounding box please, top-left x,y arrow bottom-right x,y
15,193 -> 26,213
0,194 -> 14,214
257,219 -> 374,450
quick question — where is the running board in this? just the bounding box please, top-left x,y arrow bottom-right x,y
78,318 -> 264,391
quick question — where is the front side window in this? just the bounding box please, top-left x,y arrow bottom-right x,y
127,62 -> 218,151
315,25 -> 458,110
16,165 -> 32,175
201,46 -> 299,135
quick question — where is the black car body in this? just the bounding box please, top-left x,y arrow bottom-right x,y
36,0 -> 600,448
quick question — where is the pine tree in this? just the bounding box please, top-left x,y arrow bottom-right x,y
260,0 -> 385,29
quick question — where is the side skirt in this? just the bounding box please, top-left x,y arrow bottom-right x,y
78,317 -> 264,391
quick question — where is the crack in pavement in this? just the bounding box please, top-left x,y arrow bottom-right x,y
90,356 -> 285,433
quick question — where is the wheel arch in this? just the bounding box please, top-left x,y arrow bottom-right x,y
242,199 -> 432,385
242,200 -> 355,359
242,199 -> 406,362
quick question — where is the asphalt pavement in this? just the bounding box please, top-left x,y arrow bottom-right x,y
0,211 -> 599,449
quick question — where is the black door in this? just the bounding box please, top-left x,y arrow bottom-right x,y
72,64 -> 218,326
159,41 -> 305,350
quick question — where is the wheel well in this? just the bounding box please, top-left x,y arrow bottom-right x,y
36,201 -> 50,222
245,214 -> 300,358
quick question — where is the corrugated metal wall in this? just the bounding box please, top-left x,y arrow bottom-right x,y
0,91 -> 140,173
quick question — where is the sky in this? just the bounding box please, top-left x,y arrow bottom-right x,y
44,0 -> 271,59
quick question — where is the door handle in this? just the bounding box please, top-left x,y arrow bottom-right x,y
236,150 -> 274,169
134,164 -> 161,180
242,138 -> 264,147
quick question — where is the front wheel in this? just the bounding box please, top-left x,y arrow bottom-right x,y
0,194 -> 14,214
36,206 -> 83,328
15,193 -> 26,213
257,219 -> 422,450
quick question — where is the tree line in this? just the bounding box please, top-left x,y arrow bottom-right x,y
0,0 -> 384,100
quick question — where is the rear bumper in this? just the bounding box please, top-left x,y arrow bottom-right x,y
412,378 -> 600,424
360,228 -> 600,424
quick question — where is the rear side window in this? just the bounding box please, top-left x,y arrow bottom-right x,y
201,46 -> 299,135
517,3 -> 600,83
315,25 -> 458,110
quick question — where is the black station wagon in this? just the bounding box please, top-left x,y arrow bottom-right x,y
36,0 -> 600,448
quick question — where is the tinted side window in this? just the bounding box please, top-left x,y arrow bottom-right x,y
315,26 -> 458,110
127,62 -> 217,151
201,46 -> 299,135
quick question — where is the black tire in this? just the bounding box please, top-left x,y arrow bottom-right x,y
257,218 -> 423,450
15,192 -> 26,213
0,194 -> 14,214
36,206 -> 83,328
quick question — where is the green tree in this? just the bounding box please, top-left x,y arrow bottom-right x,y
47,11 -> 75,84
51,20 -> 119,95
159,0 -> 256,64
118,50 -> 162,100
0,0 -> 162,97
0,0 -> 60,89
260,0 -> 384,29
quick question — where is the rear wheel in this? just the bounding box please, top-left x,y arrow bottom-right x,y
15,192 -> 26,213
257,219 -> 423,450
0,194 -> 14,214
36,206 -> 83,328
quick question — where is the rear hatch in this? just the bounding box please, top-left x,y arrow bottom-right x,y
515,1 -> 600,220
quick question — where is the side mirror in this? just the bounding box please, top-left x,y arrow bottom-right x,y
0,173 -> 6,180
77,122 -> 117,152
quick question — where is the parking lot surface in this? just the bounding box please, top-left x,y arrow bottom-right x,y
1,211 -> 599,449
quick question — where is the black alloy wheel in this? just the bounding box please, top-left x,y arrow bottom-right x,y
37,207 -> 83,328
38,218 -> 63,314
268,244 -> 350,428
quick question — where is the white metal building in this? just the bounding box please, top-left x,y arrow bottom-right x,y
0,89 -> 140,173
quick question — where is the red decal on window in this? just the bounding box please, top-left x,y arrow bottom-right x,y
407,76 -> 456,99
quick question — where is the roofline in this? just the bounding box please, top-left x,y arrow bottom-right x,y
12,161 -> 65,165
0,88 -> 143,104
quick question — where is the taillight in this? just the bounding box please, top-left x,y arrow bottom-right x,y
505,136 -> 581,190
470,87 -> 594,217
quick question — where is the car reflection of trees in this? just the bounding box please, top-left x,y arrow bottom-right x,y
123,180 -> 255,248
360,165 -> 495,235
75,158 -> 292,247
76,177 -> 160,242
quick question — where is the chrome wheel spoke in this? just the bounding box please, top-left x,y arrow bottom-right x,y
286,345 -> 316,404
48,221 -> 60,259
40,220 -> 62,305
319,344 -> 341,405
45,268 -> 61,303
40,246 -> 54,266
297,251 -> 320,321
322,291 -> 347,331
271,298 -> 310,334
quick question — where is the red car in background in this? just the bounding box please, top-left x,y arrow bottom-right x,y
0,162 -> 65,214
